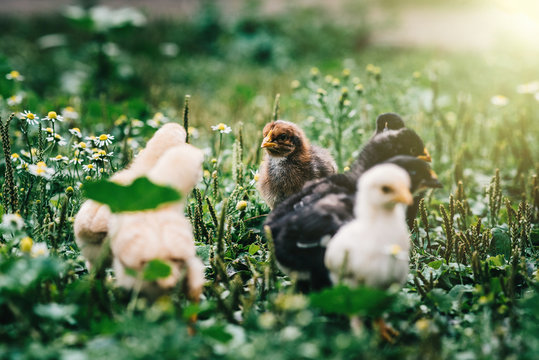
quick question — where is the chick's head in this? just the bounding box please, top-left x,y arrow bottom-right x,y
384,128 -> 432,162
358,164 -> 413,210
375,112 -> 405,134
261,120 -> 307,157
384,156 -> 442,193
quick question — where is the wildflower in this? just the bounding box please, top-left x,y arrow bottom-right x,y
354,83 -> 364,94
11,153 -> 21,161
85,175 -> 92,181
114,114 -> 128,126
290,80 -> 301,90
332,78 -> 341,87
203,170 -> 210,178
148,112 -> 168,128
20,236 -> 33,252
236,200 -> 248,211
65,186 -> 74,196
43,111 -> 64,123
43,127 -> 54,135
69,127 -> 82,138
187,127 -> 199,139
96,134 -> 114,147
31,242 -> 49,258
316,88 -> 327,98
6,70 -> 24,81
516,81 -> 539,94
343,166 -> 350,172
389,244 -> 402,256
29,161 -> 55,179
83,163 -> 96,172
69,157 -> 83,164
310,67 -> 320,77
62,106 -> 79,120
343,99 -> 351,107
324,75 -> 333,83
1,213 -> 24,230
7,94 -> 23,106
415,318 -> 430,332
20,110 -> 40,125
17,162 -> 29,171
85,135 -> 97,145
413,71 -> 422,79
72,141 -> 87,151
342,68 -> 351,78
211,123 -> 232,134
131,119 -> 144,127
491,95 -> 509,106
50,155 -> 69,162
47,134 -> 67,146
90,149 -> 112,162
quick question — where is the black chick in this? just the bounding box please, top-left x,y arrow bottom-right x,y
266,128 -> 439,291
374,112 -> 406,134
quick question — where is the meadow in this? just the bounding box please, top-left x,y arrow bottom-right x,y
0,2 -> 538,359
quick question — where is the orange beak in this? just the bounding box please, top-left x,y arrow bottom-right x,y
393,184 -> 414,205
261,129 -> 277,148
417,147 -> 432,162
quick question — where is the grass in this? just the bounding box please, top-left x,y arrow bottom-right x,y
0,3 -> 538,359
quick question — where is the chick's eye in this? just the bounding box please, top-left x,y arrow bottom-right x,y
277,134 -> 287,141
381,186 -> 393,194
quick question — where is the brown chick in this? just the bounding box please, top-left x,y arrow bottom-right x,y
258,120 -> 337,209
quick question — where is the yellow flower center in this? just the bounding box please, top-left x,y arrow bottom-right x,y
27,113 -> 35,120
36,161 -> 46,167
10,70 -> 20,78
55,155 -> 63,160
99,134 -> 109,141
65,106 -> 75,112
47,111 -> 58,119
9,96 -> 16,101
217,123 -> 226,131
20,237 -> 33,252
12,153 -> 19,158
98,150 -> 106,156
36,168 -> 45,175
55,134 -> 61,139
72,127 -> 80,132
390,244 -> 402,256
87,164 -> 94,169
79,142 -> 87,148
254,174 -> 260,181
46,127 -> 53,133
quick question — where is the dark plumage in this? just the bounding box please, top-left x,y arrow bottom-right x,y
258,120 -> 337,209
266,126 -> 440,291
374,112 -> 406,134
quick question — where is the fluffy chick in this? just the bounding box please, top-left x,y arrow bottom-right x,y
324,164 -> 412,289
74,123 -> 187,269
266,125 -> 437,291
109,144 -> 205,299
258,120 -> 336,208
374,112 -> 405,134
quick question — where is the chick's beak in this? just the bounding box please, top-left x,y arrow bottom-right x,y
417,147 -> 432,162
261,130 -> 277,148
393,184 -> 414,205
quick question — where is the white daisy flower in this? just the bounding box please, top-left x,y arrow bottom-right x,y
6,70 -> 24,81
490,95 -> 509,107
43,127 -> 54,135
70,157 -> 83,164
50,155 -> 69,162
69,127 -> 82,138
62,106 -> 79,120
1,213 -> 24,230
131,119 -> 144,128
17,162 -> 29,171
7,94 -> 23,107
20,110 -> 40,125
96,134 -> 114,147
43,111 -> 64,123
72,141 -> 88,150
28,161 -> 55,179
47,134 -> 67,146
85,135 -> 98,145
11,153 -> 21,162
82,163 -> 96,172
31,242 -> 50,258
211,123 -> 232,134
516,81 -> 539,94
148,112 -> 169,128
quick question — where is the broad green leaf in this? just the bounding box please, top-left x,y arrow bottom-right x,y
310,285 -> 394,317
143,259 -> 172,281
201,325 -> 233,343
248,243 -> 260,256
428,259 -> 444,269
196,245 -> 211,265
83,177 -> 181,213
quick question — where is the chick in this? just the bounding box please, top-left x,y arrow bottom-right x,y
324,164 -> 413,341
266,126 -> 438,291
109,144 -> 205,299
258,120 -> 337,208
324,164 -> 412,289
74,123 -> 187,269
374,112 -> 405,134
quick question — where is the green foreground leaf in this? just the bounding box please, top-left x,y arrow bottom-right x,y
83,177 -> 181,213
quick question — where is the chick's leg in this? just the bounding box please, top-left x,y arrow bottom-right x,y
374,318 -> 399,343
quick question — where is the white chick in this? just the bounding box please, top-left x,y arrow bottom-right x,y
74,123 -> 187,269
324,163 -> 413,289
109,144 -> 205,300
